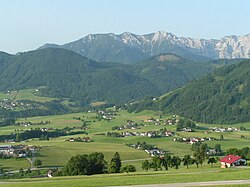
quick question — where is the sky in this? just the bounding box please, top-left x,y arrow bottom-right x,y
0,0 -> 249,54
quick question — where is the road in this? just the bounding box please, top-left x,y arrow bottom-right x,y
114,180 -> 250,187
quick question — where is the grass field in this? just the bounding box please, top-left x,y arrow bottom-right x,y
1,109 -> 250,173
1,167 -> 250,187
0,89 -> 55,102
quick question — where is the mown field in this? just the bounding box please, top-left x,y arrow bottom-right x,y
1,167 -> 250,187
1,108 -> 250,171
1,90 -> 250,186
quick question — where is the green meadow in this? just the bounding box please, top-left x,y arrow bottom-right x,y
1,167 -> 250,187
0,89 -> 55,102
1,91 -> 250,186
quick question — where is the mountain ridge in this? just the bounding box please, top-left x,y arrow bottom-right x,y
0,48 -> 229,105
126,59 -> 250,124
40,31 -> 250,63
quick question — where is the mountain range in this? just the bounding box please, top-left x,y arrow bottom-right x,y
127,59 -> 250,124
0,48 -> 229,105
40,31 -> 250,63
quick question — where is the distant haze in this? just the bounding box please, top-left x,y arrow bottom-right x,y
0,0 -> 249,54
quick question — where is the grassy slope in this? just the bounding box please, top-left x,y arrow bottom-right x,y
1,110 -> 250,171
0,89 -> 55,102
1,168 -> 250,187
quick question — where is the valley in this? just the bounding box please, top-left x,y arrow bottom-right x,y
1,88 -> 250,186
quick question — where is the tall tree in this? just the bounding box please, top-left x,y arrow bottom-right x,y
108,152 -> 122,173
182,155 -> 192,169
171,156 -> 181,169
141,160 -> 150,171
162,154 -> 172,170
151,156 -> 162,171
87,152 -> 107,175
63,154 -> 88,176
214,144 -> 222,154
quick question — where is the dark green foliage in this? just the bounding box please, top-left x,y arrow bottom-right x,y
141,160 -> 150,171
150,156 -> 162,171
193,143 -> 208,168
63,152 -> 106,176
0,49 -> 229,106
0,128 -> 86,142
182,155 -> 192,169
207,157 -> 217,167
171,156 -> 181,169
121,165 -> 136,173
176,118 -> 196,131
129,60 -> 250,124
0,48 -> 159,104
108,152 -> 121,173
214,144 -> 222,154
137,54 -> 214,93
0,100 -> 70,120
161,154 -> 172,170
158,60 -> 250,124
63,154 -> 88,175
34,159 -> 42,168
226,147 -> 250,159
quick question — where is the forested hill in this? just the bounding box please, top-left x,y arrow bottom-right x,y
136,53 -> 214,93
127,60 -> 250,124
0,48 -> 160,104
0,48 -> 243,106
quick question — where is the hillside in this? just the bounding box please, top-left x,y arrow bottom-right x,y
0,48 -> 159,104
157,60 -> 250,124
136,53 -> 213,93
0,48 -> 242,106
40,31 -> 250,63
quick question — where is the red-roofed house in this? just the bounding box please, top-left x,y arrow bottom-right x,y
220,155 -> 246,168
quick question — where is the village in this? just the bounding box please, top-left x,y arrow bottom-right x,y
0,144 -> 36,158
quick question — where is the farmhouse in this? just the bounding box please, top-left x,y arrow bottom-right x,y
220,155 -> 247,168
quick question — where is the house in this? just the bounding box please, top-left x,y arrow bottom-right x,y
47,170 -> 53,178
220,155 -> 247,168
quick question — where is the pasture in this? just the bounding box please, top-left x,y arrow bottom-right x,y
1,109 -> 250,173
1,167 -> 250,187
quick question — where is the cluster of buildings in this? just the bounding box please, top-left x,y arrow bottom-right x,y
67,137 -> 91,142
0,99 -> 42,111
127,143 -> 165,157
98,110 -> 116,120
173,137 -> 216,144
121,130 -> 174,138
0,145 -> 36,158
211,127 -> 238,132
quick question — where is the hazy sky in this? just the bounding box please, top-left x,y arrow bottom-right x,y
0,0 -> 249,54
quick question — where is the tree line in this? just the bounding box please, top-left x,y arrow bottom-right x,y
62,152 -> 135,176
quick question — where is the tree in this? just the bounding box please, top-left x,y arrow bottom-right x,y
87,152 -> 107,175
161,154 -> 172,170
182,155 -> 192,169
108,152 -> 122,173
214,144 -> 222,154
171,156 -> 181,169
63,154 -> 88,176
19,168 -> 24,177
141,160 -> 150,171
226,148 -> 242,156
121,165 -> 136,173
207,157 -> 217,167
220,134 -> 224,141
34,159 -> 42,168
151,156 -> 162,171
193,151 -> 203,168
200,143 -> 208,160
